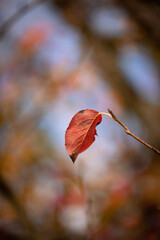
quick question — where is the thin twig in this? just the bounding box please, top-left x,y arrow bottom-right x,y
99,110 -> 160,155
0,0 -> 48,38
106,109 -> 160,155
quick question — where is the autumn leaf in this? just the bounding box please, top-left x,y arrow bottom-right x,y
65,109 -> 102,163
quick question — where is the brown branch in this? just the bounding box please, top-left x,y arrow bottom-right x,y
0,0 -> 48,38
108,109 -> 160,155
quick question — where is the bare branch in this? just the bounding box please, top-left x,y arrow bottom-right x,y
108,109 -> 160,155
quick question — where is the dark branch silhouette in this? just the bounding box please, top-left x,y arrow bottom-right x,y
0,0 -> 48,38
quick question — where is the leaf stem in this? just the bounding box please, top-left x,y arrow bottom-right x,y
100,109 -> 160,155
99,112 -> 112,118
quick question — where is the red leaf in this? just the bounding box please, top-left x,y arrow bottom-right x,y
65,109 -> 102,163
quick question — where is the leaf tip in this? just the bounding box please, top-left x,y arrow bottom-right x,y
69,152 -> 77,163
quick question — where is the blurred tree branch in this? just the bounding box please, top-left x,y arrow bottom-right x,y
0,174 -> 42,240
0,228 -> 24,240
117,0 -> 160,65
0,0 -> 48,38
0,1 -> 49,237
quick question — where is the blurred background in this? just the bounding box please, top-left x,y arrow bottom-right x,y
0,0 -> 160,239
